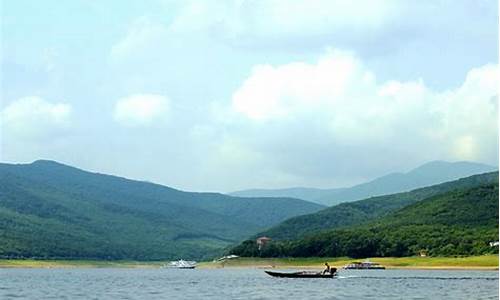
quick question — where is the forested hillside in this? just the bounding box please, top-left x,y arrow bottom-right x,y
231,182 -> 499,258
0,160 -> 323,260
255,172 -> 498,240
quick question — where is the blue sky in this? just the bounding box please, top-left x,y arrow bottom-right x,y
1,0 -> 498,192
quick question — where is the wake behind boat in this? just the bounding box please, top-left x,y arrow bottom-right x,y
265,270 -> 336,278
164,260 -> 197,269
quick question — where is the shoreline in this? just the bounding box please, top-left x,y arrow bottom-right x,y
1,255 -> 497,270
0,259 -> 164,269
198,256 -> 499,271
198,264 -> 499,271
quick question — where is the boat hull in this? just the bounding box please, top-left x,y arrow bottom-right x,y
265,271 -> 334,278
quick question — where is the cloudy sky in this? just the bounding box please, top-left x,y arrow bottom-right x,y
1,0 -> 498,192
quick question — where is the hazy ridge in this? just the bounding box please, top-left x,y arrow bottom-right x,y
231,161 -> 497,205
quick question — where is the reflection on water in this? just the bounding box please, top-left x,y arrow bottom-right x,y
0,268 -> 498,300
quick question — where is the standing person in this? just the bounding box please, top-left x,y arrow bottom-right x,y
322,262 -> 330,274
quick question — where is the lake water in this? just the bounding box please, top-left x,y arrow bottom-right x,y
0,268 -> 498,299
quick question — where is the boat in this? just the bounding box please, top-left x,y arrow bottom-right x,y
264,270 -> 335,278
164,260 -> 197,269
343,260 -> 385,270
214,255 -> 239,262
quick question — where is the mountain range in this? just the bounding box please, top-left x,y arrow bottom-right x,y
231,172 -> 499,258
0,160 -> 323,260
1,159 -> 497,260
230,161 -> 497,205
252,172 -> 498,240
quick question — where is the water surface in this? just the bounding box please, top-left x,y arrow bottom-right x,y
0,268 -> 497,299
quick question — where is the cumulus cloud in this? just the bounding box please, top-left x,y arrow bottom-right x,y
231,49 -> 421,145
1,96 -> 72,139
233,50 -> 370,121
113,94 -> 170,127
209,51 -> 498,187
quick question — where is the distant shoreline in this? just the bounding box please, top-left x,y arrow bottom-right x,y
1,255 -> 497,270
199,256 -> 499,271
0,259 -> 163,269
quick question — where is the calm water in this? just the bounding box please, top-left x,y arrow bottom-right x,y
0,268 -> 498,299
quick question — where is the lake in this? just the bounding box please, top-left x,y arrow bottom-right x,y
0,268 -> 498,299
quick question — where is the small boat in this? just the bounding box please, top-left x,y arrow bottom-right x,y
343,260 -> 385,270
265,270 -> 335,278
214,255 -> 239,262
164,260 -> 197,269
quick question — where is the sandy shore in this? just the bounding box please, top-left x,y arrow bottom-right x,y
0,259 -> 163,269
198,256 -> 499,271
1,256 -> 498,270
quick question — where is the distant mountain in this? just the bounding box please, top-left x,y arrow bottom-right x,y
0,160 -> 323,260
231,181 -> 499,258
231,187 -> 330,203
231,161 -> 497,205
252,172 -> 498,240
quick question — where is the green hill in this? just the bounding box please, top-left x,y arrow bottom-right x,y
0,160 -> 323,260
253,172 -> 498,240
231,161 -> 497,205
231,182 -> 499,258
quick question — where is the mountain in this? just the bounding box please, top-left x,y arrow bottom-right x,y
0,160 -> 323,260
252,172 -> 498,240
231,161 -> 497,206
231,179 -> 499,258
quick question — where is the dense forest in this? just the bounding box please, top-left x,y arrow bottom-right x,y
0,160 -> 323,260
1,160 -> 497,260
231,183 -> 499,258
255,172 -> 498,240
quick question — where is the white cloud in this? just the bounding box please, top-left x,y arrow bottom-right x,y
113,94 -> 170,127
218,51 -> 498,186
232,50 -> 369,121
436,64 -> 499,161
231,49 -> 409,145
1,96 -> 72,139
110,0 -> 397,62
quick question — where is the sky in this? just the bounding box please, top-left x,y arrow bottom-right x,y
1,0 -> 498,192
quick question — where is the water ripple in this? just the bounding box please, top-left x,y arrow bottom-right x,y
0,268 -> 497,300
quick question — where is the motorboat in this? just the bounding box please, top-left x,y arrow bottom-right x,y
164,260 -> 197,269
213,255 -> 239,262
265,270 -> 336,278
343,260 -> 385,270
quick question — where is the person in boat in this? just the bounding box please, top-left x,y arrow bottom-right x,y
322,262 -> 330,275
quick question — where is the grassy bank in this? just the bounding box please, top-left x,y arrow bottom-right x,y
1,255 -> 497,269
0,259 -> 163,268
199,255 -> 499,270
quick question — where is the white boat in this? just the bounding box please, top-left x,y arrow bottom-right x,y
214,255 -> 239,262
164,260 -> 197,269
343,260 -> 385,270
